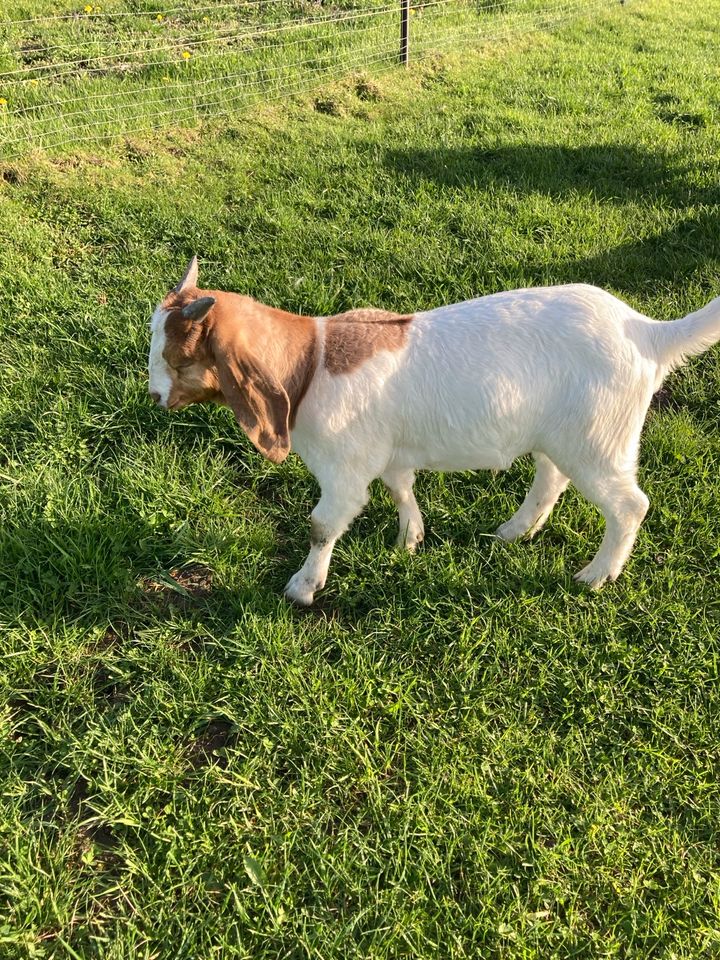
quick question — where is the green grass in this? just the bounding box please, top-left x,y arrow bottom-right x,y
1,0 -> 720,956
0,0 -> 564,157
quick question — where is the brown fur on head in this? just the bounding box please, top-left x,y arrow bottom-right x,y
157,287 -> 223,410
148,257 -> 318,464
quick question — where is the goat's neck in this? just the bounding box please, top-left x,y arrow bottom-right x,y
211,293 -> 318,422
263,307 -> 318,422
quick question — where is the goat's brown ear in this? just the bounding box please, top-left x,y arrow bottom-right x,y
175,255 -> 199,293
180,296 -> 215,324
215,349 -> 291,464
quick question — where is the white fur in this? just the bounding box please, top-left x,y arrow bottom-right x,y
148,306 -> 172,407
284,283 -> 720,604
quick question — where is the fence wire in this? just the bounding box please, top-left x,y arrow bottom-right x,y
0,0 -> 614,160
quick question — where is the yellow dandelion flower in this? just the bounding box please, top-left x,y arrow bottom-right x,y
84,4 -> 93,13
29,79 -> 39,86
181,50 -> 191,60
202,16 -> 209,22
0,97 -> 7,107
156,13 -> 164,21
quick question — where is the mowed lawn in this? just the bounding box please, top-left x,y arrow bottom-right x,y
1,0 -> 720,956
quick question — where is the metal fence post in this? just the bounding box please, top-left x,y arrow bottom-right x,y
400,0 -> 410,66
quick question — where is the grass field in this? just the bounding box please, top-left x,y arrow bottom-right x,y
1,0 -> 720,956
0,0 -> 574,158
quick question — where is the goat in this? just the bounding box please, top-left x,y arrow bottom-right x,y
148,256 -> 720,605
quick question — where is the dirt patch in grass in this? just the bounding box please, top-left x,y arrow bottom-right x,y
94,624 -> 132,650
92,663 -> 128,706
68,776 -> 120,852
314,96 -> 346,117
138,562 -> 214,613
355,76 -> 383,102
185,719 -> 235,770
20,39 -> 51,67
169,563 -> 214,598
47,153 -> 110,171
1,167 -> 23,185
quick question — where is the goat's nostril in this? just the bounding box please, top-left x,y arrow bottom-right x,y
150,391 -> 161,405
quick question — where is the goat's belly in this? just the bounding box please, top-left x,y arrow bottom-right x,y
390,444 -> 518,473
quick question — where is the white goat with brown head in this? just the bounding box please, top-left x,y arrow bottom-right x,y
149,256 -> 720,605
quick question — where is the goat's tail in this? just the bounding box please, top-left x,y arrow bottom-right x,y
651,294 -> 720,368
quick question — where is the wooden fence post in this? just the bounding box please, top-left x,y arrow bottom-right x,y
400,0 -> 410,66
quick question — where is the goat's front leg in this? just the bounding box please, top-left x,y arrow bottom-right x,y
284,479 -> 369,606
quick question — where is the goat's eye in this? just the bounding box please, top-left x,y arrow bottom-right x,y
167,358 -> 192,372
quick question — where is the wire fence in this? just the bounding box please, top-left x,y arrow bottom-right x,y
0,0 -> 614,160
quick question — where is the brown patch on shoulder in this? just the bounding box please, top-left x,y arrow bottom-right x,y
324,309 -> 414,375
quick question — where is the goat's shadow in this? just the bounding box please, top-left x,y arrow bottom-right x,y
381,142 -> 720,295
0,465 -> 568,641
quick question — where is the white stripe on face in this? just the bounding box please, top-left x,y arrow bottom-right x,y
148,305 -> 173,407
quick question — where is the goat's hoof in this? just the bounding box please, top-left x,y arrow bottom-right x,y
573,562 -> 611,590
396,529 -> 424,552
495,519 -> 526,542
284,573 -> 317,607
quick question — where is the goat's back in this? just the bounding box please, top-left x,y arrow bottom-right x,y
293,284 -> 662,476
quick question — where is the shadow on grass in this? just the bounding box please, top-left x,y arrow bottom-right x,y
381,142 -> 720,293
383,143 -> 719,202
564,208 -> 720,296
0,479 -> 571,638
0,508 -> 259,634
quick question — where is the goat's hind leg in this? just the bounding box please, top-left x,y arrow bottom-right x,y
572,469 -> 648,590
496,452 -> 569,542
284,477 -> 370,606
382,468 -> 424,551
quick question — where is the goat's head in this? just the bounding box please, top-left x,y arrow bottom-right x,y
148,255 -> 221,412
148,257 -> 305,464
